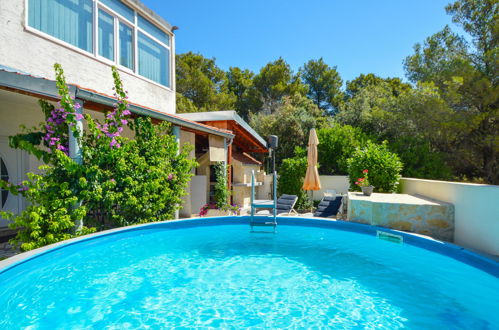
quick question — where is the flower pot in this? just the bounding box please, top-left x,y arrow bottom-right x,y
205,209 -> 235,217
361,186 -> 374,196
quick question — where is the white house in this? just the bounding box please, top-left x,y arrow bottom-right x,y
0,0 -> 239,234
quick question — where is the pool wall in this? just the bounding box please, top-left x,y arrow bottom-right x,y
0,216 -> 497,277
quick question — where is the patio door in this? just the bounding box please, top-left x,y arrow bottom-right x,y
0,137 -> 22,229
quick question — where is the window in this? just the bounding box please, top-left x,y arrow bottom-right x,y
98,10 -> 114,61
27,0 -> 172,88
28,0 -> 93,52
100,0 -> 134,22
138,32 -> 169,87
119,23 -> 133,69
138,14 -> 169,45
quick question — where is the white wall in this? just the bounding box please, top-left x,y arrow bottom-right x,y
189,175 -> 207,216
401,178 -> 499,256
259,175 -> 349,201
0,0 -> 175,114
179,131 -> 196,218
313,176 -> 350,200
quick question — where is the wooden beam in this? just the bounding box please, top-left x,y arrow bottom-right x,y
227,142 -> 233,203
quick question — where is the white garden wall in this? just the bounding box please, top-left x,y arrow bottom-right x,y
313,176 -> 350,200
401,178 -> 499,257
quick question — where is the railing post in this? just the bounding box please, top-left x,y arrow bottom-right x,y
69,99 -> 83,164
70,98 -> 84,231
172,125 -> 181,219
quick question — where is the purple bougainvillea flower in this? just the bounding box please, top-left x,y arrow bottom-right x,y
56,144 -> 68,152
106,132 -> 119,138
110,139 -> 117,147
75,113 -> 84,121
122,110 -> 131,116
74,103 -> 81,109
121,119 -> 128,125
17,185 -> 28,192
167,174 -> 173,180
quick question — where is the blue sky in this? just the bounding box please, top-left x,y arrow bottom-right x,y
142,0 -> 460,83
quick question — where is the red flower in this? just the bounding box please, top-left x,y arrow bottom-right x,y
363,169 -> 369,174
359,178 -> 364,182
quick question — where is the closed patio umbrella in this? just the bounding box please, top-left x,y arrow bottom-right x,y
303,128 -> 321,191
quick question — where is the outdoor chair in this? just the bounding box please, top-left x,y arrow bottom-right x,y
313,195 -> 343,218
257,194 -> 298,216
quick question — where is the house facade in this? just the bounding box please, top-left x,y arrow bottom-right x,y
178,111 -> 269,212
0,0 -> 242,232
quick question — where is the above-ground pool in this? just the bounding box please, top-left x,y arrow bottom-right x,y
0,217 -> 497,328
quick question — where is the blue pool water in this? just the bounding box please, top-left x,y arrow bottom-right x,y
0,218 -> 498,328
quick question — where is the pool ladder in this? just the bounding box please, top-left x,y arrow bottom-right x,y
249,170 -> 277,233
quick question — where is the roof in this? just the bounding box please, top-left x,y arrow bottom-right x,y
232,152 -> 262,166
0,65 -> 233,139
177,111 -> 268,150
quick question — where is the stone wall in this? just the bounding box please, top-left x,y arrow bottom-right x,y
347,192 -> 454,242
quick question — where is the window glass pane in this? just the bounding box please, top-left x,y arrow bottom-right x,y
138,15 -> 169,45
138,32 -> 169,87
98,10 -> 114,61
100,0 -> 134,22
28,0 -> 93,52
119,22 -> 133,69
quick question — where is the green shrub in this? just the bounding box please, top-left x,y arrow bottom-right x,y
0,64 -> 196,251
278,148 -> 313,210
347,141 -> 403,193
82,117 -> 196,228
388,136 -> 453,180
317,123 -> 371,175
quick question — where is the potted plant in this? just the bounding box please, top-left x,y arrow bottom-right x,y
356,169 -> 374,196
199,162 -> 241,217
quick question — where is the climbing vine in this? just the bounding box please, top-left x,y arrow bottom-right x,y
0,64 -> 197,251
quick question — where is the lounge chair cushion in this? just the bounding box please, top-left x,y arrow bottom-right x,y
276,194 -> 298,215
314,196 -> 343,218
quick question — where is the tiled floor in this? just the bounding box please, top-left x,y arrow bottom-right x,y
0,242 -> 19,260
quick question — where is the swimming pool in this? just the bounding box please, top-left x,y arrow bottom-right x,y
0,217 -> 497,328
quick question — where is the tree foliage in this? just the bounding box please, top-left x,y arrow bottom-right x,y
250,94 -> 323,167
249,58 -> 308,114
173,0 -> 498,184
300,58 -> 343,113
317,123 -> 372,175
345,73 -> 411,99
227,66 -> 254,120
404,0 -> 498,183
176,52 -> 235,112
